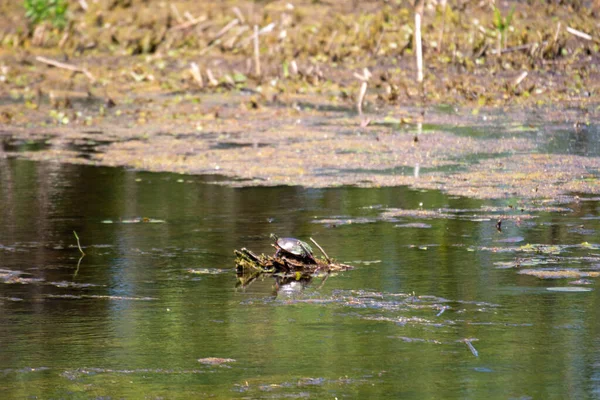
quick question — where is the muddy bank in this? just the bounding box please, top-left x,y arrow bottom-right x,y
1,0 -> 599,200
2,99 -> 598,200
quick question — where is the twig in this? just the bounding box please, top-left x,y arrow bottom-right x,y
206,69 -> 219,86
73,230 -> 85,255
316,271 -> 331,290
239,23 -> 276,47
253,25 -> 261,77
553,22 -> 562,45
232,7 -> 245,24
325,29 -> 338,54
566,26 -> 593,41
437,0 -> 448,53
74,253 -> 84,278
354,68 -> 371,116
168,14 -> 208,32
310,237 -> 331,264
462,339 -> 479,357
290,60 -> 298,75
36,56 -> 95,82
490,42 -> 547,55
414,7 -> 424,84
190,62 -> 203,87
211,18 -> 239,44
513,71 -> 528,87
170,4 -> 184,24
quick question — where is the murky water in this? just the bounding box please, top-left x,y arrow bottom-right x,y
1,157 -> 600,399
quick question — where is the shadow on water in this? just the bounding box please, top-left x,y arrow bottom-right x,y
1,158 -> 600,398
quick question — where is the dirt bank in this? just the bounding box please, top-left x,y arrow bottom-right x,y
1,0 -> 599,200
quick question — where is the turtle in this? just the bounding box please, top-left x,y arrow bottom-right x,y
270,233 -> 317,264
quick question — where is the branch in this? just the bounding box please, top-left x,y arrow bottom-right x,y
310,237 -> 331,264
36,56 -> 95,82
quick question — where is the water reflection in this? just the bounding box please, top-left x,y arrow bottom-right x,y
1,158 -> 600,399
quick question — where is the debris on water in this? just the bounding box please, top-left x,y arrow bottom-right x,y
235,235 -> 352,275
392,336 -> 442,344
462,338 -> 479,357
496,236 -> 524,243
518,269 -> 600,280
351,260 -> 382,265
546,287 -> 593,292
187,268 -> 229,275
0,296 -> 24,302
312,217 -> 378,226
518,244 -> 563,254
394,223 -> 432,229
45,294 -> 158,301
101,217 -> 166,224
197,357 -> 236,365
569,279 -> 594,285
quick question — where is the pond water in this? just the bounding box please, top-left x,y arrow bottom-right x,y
1,157 -> 600,399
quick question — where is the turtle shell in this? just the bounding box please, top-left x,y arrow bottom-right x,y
276,237 -> 313,257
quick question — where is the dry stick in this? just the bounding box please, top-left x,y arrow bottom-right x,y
170,3 -> 184,24
253,25 -> 261,77
223,25 -> 249,49
232,6 -> 245,24
325,29 -> 339,53
290,60 -> 298,75
354,68 -> 371,116
183,11 -> 195,22
566,26 -> 593,41
239,23 -> 275,47
206,69 -> 219,86
200,19 -> 240,55
309,237 -> 331,264
211,18 -> 239,43
513,71 -> 528,88
190,62 -> 203,87
316,272 -> 331,290
437,0 -> 448,53
168,14 -> 208,32
554,22 -> 562,45
492,42 -> 547,55
415,10 -> 424,85
36,56 -> 95,82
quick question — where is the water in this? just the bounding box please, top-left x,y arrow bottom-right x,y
1,158 -> 600,399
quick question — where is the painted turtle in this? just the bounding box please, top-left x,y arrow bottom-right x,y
270,234 -> 316,263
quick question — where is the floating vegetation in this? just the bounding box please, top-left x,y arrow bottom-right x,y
60,367 -> 207,381
395,223 -> 432,229
44,294 -> 158,301
311,217 -> 378,226
546,287 -> 593,293
187,268 -> 229,275
518,269 -> 600,280
197,357 -> 236,365
101,217 -> 166,224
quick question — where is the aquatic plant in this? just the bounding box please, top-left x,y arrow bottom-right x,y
492,5 -> 515,53
24,0 -> 68,29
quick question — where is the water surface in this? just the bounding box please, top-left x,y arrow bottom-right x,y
1,158 -> 600,399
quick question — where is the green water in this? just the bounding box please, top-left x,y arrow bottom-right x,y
1,158 -> 600,399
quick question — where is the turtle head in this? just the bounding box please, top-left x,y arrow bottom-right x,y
269,233 -> 279,241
